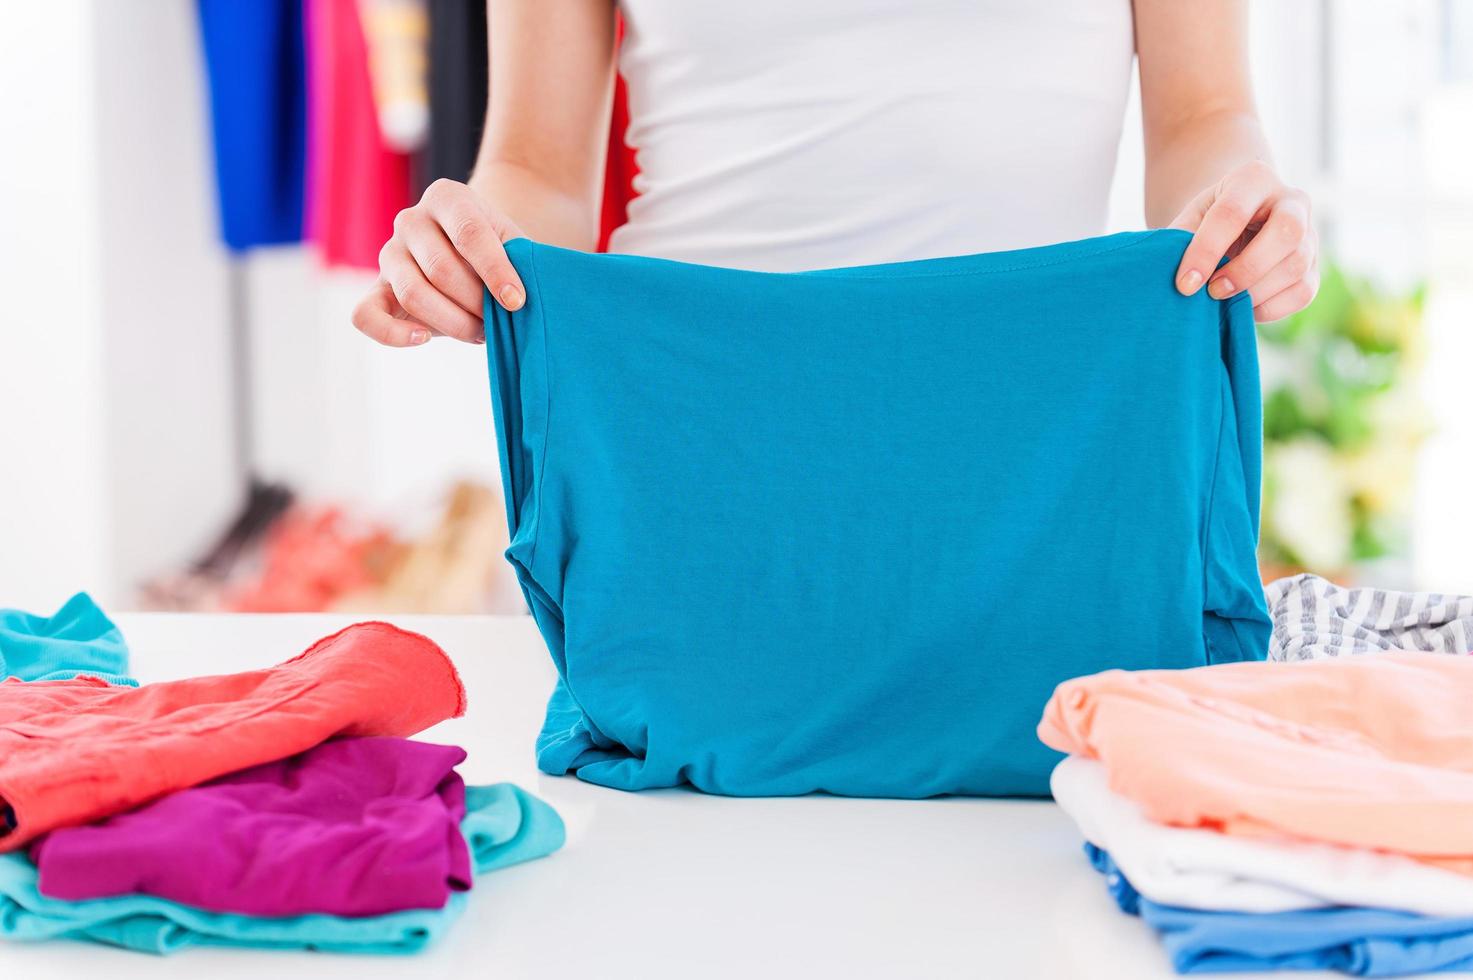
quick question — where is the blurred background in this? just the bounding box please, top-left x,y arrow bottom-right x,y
2,0 -> 1471,615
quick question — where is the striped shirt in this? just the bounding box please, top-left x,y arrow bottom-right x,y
1266,574 -> 1473,661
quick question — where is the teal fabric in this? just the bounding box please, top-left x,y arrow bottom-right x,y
485,230 -> 1271,799
0,593 -> 135,687
0,783 -> 564,955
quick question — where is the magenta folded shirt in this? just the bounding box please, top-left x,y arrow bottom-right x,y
30,737 -> 472,917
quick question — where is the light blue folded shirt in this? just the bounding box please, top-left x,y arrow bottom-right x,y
1088,844 -> 1473,976
0,784 -> 565,955
0,593 -> 135,686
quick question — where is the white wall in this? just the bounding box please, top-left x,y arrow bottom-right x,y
245,261 -> 499,513
92,0 -> 238,602
0,0 -> 497,612
0,0 -> 239,612
0,2 -> 111,612
1413,81 -> 1473,592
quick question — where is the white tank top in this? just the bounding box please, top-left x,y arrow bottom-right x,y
609,0 -> 1136,271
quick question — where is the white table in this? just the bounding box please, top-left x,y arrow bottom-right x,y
0,613 -> 1352,980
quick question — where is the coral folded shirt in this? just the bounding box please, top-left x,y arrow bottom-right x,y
33,737 -> 472,917
1038,652 -> 1473,869
0,622 -> 465,851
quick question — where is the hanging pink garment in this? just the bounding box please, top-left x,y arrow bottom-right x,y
304,0 -> 412,269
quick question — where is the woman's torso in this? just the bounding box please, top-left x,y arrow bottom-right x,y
609,0 -> 1136,271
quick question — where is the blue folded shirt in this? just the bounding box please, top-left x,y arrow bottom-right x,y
0,784 -> 564,955
0,593 -> 135,686
1088,844 -> 1473,976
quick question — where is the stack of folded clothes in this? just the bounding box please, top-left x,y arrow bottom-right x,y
1038,651 -> 1473,977
0,595 -> 563,955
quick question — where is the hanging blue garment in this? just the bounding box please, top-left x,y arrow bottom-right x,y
0,593 -> 134,687
0,784 -> 564,955
196,0 -> 307,250
485,229 -> 1271,799
1088,844 -> 1473,976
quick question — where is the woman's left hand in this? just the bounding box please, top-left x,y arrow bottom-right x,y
1170,160 -> 1318,322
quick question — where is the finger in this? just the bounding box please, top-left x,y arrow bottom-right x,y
1252,263 -> 1320,323
1168,185 -> 1214,234
1169,187 -> 1215,295
421,178 -> 527,312
1208,193 -> 1311,301
351,280 -> 434,348
1173,163 -> 1278,296
379,239 -> 483,342
1241,228 -> 1316,307
396,209 -> 486,319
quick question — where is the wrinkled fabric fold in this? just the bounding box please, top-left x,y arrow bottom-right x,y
1266,574 -> 1473,661
0,783 -> 565,955
32,738 -> 472,917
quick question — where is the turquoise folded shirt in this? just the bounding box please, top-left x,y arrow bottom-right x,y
0,593 -> 135,687
0,784 -> 565,955
485,229 -> 1271,798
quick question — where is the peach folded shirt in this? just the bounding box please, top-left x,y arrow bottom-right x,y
1036,651 -> 1473,872
0,622 -> 465,851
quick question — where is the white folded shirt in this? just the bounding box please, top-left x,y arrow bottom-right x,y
1051,755 -> 1473,916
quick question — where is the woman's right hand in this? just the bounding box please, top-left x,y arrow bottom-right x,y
352,178 -> 528,347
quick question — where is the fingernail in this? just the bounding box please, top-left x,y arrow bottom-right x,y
409,329 -> 431,345
1208,277 -> 1235,300
1178,269 -> 1203,295
499,284 -> 525,311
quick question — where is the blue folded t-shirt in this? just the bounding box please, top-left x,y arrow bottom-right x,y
1087,844 -> 1473,976
485,230 -> 1270,798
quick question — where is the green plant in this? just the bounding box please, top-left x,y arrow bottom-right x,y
1258,261 -> 1428,575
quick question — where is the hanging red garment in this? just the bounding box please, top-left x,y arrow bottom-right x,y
304,0 -> 412,269
598,70 -> 638,252
312,0 -> 633,266
597,16 -> 638,252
